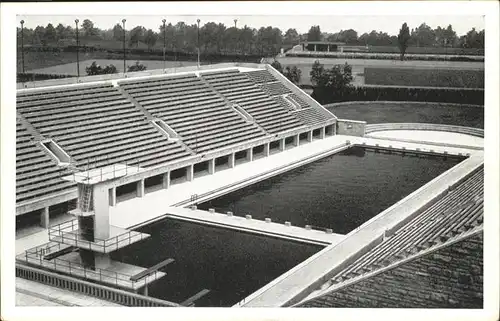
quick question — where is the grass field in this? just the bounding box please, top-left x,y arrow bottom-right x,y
28,59 -> 199,76
350,45 -> 484,56
276,57 -> 484,87
364,68 -> 484,88
18,51 -> 105,72
326,102 -> 484,129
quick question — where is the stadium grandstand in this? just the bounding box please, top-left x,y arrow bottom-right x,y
14,62 -> 483,308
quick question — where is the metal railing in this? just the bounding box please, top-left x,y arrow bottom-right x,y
18,242 -> 159,290
48,220 -> 147,253
16,263 -> 179,307
70,162 -> 142,182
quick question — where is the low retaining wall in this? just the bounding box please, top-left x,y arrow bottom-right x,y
16,263 -> 179,307
363,134 -> 483,151
336,119 -> 366,136
365,123 -> 484,138
324,101 -> 484,109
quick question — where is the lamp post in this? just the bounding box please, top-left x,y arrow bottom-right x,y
122,19 -> 126,75
196,19 -> 200,69
234,19 -> 240,54
75,19 -> 80,78
20,20 -> 25,74
162,19 -> 166,71
234,19 -> 238,56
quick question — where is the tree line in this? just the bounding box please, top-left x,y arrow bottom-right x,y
18,19 -> 485,58
306,23 -> 484,49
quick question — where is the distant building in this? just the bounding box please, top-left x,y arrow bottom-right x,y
300,41 -> 346,52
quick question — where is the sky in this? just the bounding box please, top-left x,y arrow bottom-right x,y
17,15 -> 485,36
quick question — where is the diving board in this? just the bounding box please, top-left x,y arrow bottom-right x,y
130,258 -> 175,282
43,246 -> 77,260
181,289 -> 211,307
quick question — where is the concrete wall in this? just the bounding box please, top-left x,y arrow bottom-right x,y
365,123 -> 484,138
300,232 -> 483,308
336,119 -> 366,136
16,190 -> 78,216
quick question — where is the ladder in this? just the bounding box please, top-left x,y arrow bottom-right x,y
81,184 -> 93,212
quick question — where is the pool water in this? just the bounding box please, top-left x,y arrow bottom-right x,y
199,147 -> 463,233
114,146 -> 463,307
112,218 -> 321,307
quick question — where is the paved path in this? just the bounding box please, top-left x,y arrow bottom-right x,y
165,207 -> 345,246
16,278 -> 122,307
353,136 -> 480,156
28,59 -> 199,76
16,291 -> 65,306
367,130 -> 483,149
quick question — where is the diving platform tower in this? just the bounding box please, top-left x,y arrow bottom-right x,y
42,164 -> 168,293
59,164 -> 144,269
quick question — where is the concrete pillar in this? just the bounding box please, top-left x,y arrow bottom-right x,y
279,138 -> 285,151
264,143 -> 270,156
95,252 -> 111,269
327,45 -> 330,52
137,179 -> 145,197
314,44 -> 317,51
109,187 -> 116,207
247,148 -> 253,162
93,183 -> 110,240
320,127 -> 326,139
307,130 -> 313,142
187,165 -> 194,181
294,134 -> 299,147
208,159 -> 215,174
229,153 -> 235,168
40,206 -> 49,228
162,172 -> 170,189
327,125 -> 334,136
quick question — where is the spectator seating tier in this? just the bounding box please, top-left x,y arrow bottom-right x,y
17,83 -> 192,170
245,70 -> 279,83
16,119 -> 76,203
293,108 -> 333,125
201,69 -> 305,134
258,82 -> 292,97
119,74 -> 266,154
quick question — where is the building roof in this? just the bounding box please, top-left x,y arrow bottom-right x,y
301,41 -> 346,45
